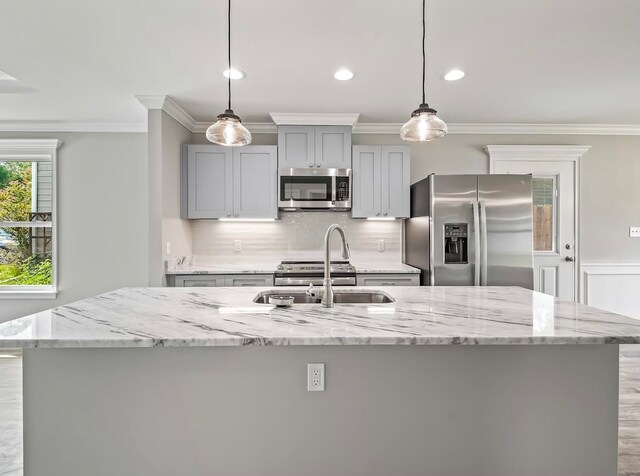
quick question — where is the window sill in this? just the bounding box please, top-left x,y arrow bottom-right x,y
0,287 -> 58,300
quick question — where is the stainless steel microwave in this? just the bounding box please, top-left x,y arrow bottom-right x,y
278,168 -> 351,210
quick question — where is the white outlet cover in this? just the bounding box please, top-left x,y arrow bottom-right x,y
307,363 -> 325,392
377,239 -> 385,252
234,240 -> 242,251
630,227 -> 640,238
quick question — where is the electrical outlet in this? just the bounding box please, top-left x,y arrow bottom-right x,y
630,227 -> 640,238
307,363 -> 325,392
377,239 -> 385,252
165,241 -> 171,255
234,240 -> 242,251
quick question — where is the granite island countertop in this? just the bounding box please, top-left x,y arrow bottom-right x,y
1,286 -> 639,348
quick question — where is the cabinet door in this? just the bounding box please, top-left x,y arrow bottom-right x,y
277,126 -> 315,168
381,146 -> 410,218
356,274 -> 420,286
174,275 -> 226,287
352,146 -> 381,218
314,126 -> 352,168
183,145 -> 233,219
233,146 -> 278,219
225,274 -> 274,287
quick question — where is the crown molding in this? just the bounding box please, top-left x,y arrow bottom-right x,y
269,112 -> 360,127
190,121 -> 277,134
0,121 -> 146,133
450,123 -> 640,135
486,145 -> 592,161
135,95 -> 195,132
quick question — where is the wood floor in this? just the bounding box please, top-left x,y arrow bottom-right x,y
0,347 -> 638,476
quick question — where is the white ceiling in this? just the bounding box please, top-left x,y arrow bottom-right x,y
0,0 -> 639,126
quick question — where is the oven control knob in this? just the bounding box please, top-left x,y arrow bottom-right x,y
286,266 -> 293,270
276,265 -> 284,270
347,265 -> 353,270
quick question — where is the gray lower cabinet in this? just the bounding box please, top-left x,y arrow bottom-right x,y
356,274 -> 420,286
225,275 -> 274,287
169,274 -> 274,287
352,145 -> 410,218
277,125 -> 351,169
170,275 -> 227,287
182,145 -> 277,219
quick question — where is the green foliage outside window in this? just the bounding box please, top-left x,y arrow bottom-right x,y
0,162 -> 52,286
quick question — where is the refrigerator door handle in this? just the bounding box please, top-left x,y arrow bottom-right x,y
479,200 -> 488,286
472,201 -> 480,286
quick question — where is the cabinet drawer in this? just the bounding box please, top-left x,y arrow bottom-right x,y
356,274 -> 420,286
225,275 -> 274,287
172,275 -> 226,287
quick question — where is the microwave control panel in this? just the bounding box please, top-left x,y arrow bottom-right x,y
336,177 -> 350,201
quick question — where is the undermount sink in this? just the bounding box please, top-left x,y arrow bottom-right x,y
253,290 -> 395,305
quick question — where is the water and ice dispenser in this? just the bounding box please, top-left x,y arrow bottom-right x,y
444,223 -> 468,264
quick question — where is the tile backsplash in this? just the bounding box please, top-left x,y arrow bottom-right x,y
191,212 -> 402,264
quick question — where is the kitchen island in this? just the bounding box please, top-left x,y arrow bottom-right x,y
1,286 -> 639,476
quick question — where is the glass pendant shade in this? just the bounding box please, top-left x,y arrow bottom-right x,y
400,104 -> 448,142
206,110 -> 252,146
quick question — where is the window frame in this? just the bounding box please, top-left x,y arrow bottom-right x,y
0,139 -> 61,299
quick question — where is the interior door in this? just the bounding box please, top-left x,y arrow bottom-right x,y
492,161 -> 576,300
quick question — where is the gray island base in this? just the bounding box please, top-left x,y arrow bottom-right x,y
3,286 -> 639,476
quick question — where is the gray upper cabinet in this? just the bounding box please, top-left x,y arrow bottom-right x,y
277,126 -> 315,168
182,145 -> 278,219
352,145 -> 410,218
182,145 -> 233,219
233,147 -> 278,219
314,126 -> 352,168
277,125 -> 351,169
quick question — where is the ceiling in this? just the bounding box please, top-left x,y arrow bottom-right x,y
0,0 -> 639,127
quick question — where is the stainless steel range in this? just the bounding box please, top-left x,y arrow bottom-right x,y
274,261 -> 357,286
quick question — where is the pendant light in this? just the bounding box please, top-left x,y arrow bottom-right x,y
206,0 -> 251,146
400,0 -> 447,142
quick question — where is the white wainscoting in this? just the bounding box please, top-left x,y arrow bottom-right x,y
580,263 -> 640,319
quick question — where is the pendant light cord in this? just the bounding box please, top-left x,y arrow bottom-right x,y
227,0 -> 232,111
422,0 -> 426,105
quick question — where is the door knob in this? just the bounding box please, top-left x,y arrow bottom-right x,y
565,256 -> 575,262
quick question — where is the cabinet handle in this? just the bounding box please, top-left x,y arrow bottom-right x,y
308,163 -> 313,167
380,282 -> 396,286
376,212 -> 380,216
383,211 -> 388,216
316,164 -> 321,168
235,212 -> 239,217
227,212 -> 231,217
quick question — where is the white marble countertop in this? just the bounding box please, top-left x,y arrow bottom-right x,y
1,286 -> 639,348
166,262 -> 420,275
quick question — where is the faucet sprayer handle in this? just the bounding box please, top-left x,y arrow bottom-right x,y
341,242 -> 351,260
306,283 -> 317,298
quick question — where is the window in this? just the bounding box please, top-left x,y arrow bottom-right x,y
0,140 -> 60,298
532,176 -> 556,252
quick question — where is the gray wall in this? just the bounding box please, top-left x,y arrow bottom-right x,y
147,111 -> 193,286
191,131 -> 640,262
0,132 -> 148,323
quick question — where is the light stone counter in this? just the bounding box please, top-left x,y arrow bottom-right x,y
1,286 -> 639,348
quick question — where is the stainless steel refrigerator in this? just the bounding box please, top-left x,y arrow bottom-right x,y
404,174 -> 534,289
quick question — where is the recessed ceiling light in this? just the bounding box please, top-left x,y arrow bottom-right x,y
223,68 -> 245,80
0,70 -> 17,81
444,69 -> 465,81
334,69 -> 354,81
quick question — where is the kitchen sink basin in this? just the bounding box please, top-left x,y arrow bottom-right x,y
253,290 -> 395,305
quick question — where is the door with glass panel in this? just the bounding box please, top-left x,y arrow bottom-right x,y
492,161 -> 576,300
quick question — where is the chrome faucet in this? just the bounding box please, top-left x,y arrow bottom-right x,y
322,224 -> 351,308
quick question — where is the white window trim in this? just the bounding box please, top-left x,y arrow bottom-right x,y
0,139 -> 62,299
